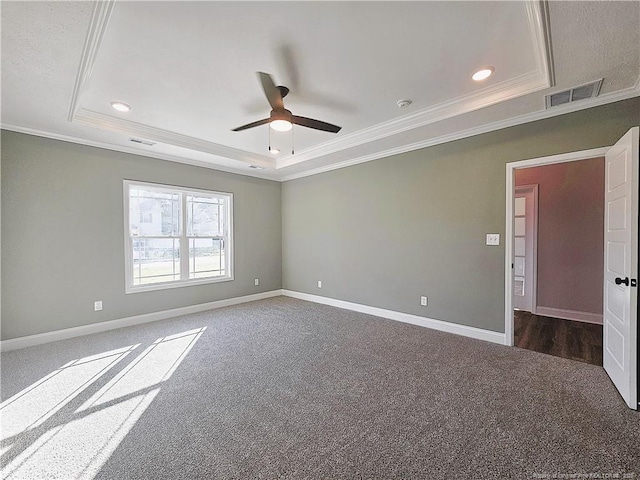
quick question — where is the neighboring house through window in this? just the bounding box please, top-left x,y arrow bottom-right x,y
124,180 -> 233,293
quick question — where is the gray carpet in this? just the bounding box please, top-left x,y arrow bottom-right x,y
1,297 -> 638,479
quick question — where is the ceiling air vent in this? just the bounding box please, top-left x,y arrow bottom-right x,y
545,79 -> 603,109
129,138 -> 156,146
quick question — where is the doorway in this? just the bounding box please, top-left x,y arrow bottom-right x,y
504,127 -> 639,410
512,160 -> 604,366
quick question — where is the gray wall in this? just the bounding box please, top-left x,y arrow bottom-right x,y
3,98 -> 639,340
282,98 -> 640,333
1,131 -> 282,340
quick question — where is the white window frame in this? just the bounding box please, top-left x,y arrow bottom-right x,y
124,180 -> 234,294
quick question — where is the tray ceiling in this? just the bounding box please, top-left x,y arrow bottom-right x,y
2,1 -> 639,181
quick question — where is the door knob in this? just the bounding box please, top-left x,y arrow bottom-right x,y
615,277 -> 630,286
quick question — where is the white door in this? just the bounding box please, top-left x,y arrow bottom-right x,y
604,126 -> 638,410
513,185 -> 538,312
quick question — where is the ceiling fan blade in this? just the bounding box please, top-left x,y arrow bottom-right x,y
292,115 -> 342,133
258,72 -> 284,110
231,118 -> 271,131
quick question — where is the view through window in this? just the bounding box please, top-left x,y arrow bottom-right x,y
125,181 -> 233,292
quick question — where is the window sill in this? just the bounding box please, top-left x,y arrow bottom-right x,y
125,274 -> 233,294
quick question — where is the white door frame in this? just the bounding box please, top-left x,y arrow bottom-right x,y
504,146 -> 610,346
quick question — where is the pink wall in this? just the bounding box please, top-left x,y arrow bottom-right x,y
515,157 -> 604,315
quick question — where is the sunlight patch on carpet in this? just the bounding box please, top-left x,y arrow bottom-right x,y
0,345 -> 139,442
1,327 -> 206,479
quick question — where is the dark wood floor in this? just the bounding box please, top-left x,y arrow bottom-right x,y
514,310 -> 603,366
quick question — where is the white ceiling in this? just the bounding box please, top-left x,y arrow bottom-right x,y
2,1 -> 639,181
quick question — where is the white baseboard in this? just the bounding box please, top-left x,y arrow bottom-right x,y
2,289 -> 508,352
534,306 -> 603,325
282,290 -> 506,345
0,290 -> 283,352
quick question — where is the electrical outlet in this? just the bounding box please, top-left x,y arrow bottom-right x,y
420,296 -> 428,307
486,233 -> 500,246
94,301 -> 103,311
317,281 -> 322,288
254,278 -> 259,286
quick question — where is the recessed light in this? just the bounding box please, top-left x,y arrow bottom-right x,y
269,148 -> 280,154
111,101 -> 132,112
472,67 -> 494,81
249,165 -> 265,169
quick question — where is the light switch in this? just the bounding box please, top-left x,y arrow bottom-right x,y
486,234 -> 500,246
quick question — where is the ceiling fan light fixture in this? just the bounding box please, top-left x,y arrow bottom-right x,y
110,101 -> 132,112
472,66 -> 495,81
270,119 -> 292,132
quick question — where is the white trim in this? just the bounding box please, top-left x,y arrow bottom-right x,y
505,147 -> 610,347
64,2 -> 552,173
67,1 -> 115,122
123,180 -> 233,294
534,306 -> 603,325
506,166 -> 515,346
0,124 -> 281,181
508,147 -> 610,170
529,0 -> 555,88
4,79 -> 638,185
282,290 -> 506,345
4,84 -> 638,184
280,86 -> 635,181
74,109 -> 275,169
277,70 -> 549,169
0,290 -> 282,352
66,0 -> 271,175
277,0 -> 553,169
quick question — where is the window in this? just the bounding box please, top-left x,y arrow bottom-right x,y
124,181 -> 233,293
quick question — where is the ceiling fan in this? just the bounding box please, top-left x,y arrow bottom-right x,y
232,72 -> 342,134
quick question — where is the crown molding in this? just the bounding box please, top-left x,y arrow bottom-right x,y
22,0 -> 639,184
276,1 -> 553,170
526,0 -> 555,88
280,83 -> 640,182
277,70 -> 549,169
5,76 -> 637,185
5,78 -> 636,185
66,0 -> 274,170
67,0 -> 116,122
73,109 -> 275,169
73,66 -> 547,174
0,124 -> 280,181
67,0 -> 552,173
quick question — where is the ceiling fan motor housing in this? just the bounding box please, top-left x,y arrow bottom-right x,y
270,109 -> 292,123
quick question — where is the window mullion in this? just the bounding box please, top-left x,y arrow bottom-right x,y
180,192 -> 189,280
